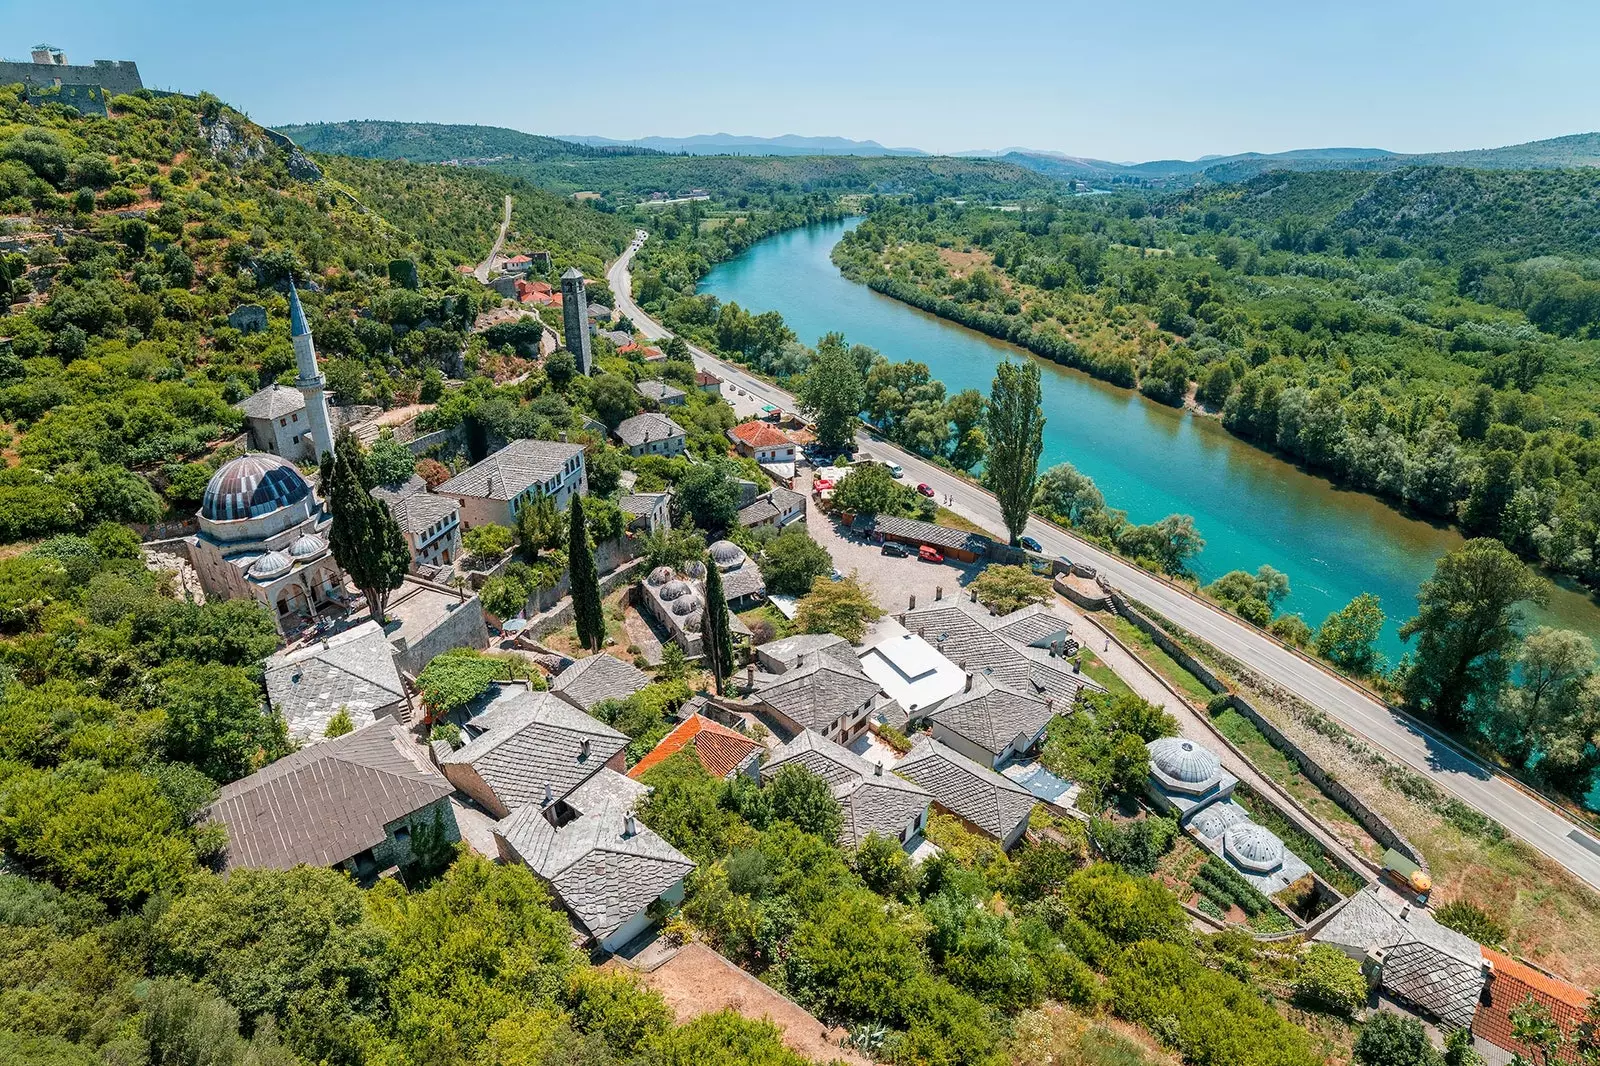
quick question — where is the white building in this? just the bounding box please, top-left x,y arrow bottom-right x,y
234,283 -> 335,462
435,438 -> 588,531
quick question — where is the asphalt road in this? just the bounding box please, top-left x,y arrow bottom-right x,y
608,233 -> 1600,892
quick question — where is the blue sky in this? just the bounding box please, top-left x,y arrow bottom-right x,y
5,0 -> 1595,159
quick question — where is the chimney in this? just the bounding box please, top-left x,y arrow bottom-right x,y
918,625 -> 926,637
970,588 -> 978,603
1046,697 -> 1055,713
935,585 -> 943,601
1071,658 -> 1080,674
579,738 -> 591,760
909,594 -> 916,610
874,761 -> 884,776
746,662 -> 755,690
1400,904 -> 1411,920
623,813 -> 638,838
965,672 -> 973,693
542,782 -> 554,806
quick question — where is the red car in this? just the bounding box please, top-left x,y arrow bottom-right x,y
918,545 -> 944,563
916,482 -> 935,497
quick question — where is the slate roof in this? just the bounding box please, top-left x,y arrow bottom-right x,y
435,438 -> 585,501
264,621 -> 407,741
754,657 -> 879,731
207,722 -> 452,871
767,730 -> 930,848
992,603 -> 1073,647
386,492 -> 459,535
737,498 -> 781,527
442,687 -> 628,809
757,633 -> 855,673
494,768 -> 694,942
239,383 -> 306,420
769,485 -> 806,513
874,515 -> 991,553
895,736 -> 1036,842
551,652 -> 651,713
720,559 -> 767,601
618,491 -> 669,518
1475,948 -> 1592,1062
628,714 -> 762,781
614,412 -> 685,448
634,379 -> 685,404
903,598 -> 1099,706
1315,886 -> 1485,1030
928,673 -> 1055,757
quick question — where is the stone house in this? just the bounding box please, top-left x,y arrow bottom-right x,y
634,379 -> 686,407
264,620 -> 408,742
614,412 -> 686,458
435,438 -> 587,531
895,736 -> 1036,851
765,730 -> 930,851
239,384 -> 313,459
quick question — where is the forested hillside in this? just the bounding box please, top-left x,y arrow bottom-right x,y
0,86 -> 627,540
833,166 -> 1600,595
277,119 -> 656,162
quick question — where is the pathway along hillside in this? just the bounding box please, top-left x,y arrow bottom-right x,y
608,232 -> 1600,892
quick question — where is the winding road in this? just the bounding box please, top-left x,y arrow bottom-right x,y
473,195 -> 513,283
608,232 -> 1600,893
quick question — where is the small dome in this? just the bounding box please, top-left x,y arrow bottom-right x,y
709,540 -> 745,568
1190,803 -> 1249,839
288,532 -> 326,558
685,615 -> 703,632
671,595 -> 701,616
250,550 -> 293,578
659,580 -> 691,601
1148,737 -> 1221,791
683,560 -> 706,578
202,453 -> 310,522
647,566 -> 675,586
1224,823 -> 1285,873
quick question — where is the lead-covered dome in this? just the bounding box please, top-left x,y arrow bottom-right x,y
250,550 -> 293,579
288,532 -> 327,558
1147,737 -> 1222,793
1224,823 -> 1285,873
659,580 -> 691,601
647,566 -> 675,586
671,594 -> 701,616
709,540 -> 745,569
202,453 -> 310,522
683,560 -> 707,579
1190,803 -> 1249,840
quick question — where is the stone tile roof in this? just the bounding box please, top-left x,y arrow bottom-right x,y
1474,948 -> 1592,1062
903,599 -> 1097,706
618,492 -> 669,518
928,674 -> 1055,757
737,498 -> 780,527
494,768 -> 694,942
265,621 -> 407,741
992,603 -> 1073,647
634,379 -> 685,404
720,560 -> 766,601
551,652 -> 651,713
239,383 -> 305,420
628,713 -> 762,781
895,736 -> 1036,841
757,633 -> 854,673
769,485 -> 806,512
614,412 -> 685,448
767,730 -> 929,848
1315,886 -> 1485,1030
207,722 -> 451,870
435,438 -> 585,501
442,687 -> 628,809
873,515 -> 991,552
386,492 -> 459,535
371,474 -> 427,505
755,657 -> 879,732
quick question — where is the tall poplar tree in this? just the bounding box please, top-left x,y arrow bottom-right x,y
569,494 -> 605,652
326,442 -> 409,623
984,359 -> 1046,546
701,556 -> 735,695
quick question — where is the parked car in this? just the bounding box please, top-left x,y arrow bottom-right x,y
887,462 -> 904,479
918,545 -> 945,563
1020,535 -> 1042,553
916,482 -> 935,497
881,541 -> 908,557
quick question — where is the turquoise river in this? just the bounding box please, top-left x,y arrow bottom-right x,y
698,218 -> 1600,663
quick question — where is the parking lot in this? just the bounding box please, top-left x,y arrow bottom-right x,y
798,471 -> 982,615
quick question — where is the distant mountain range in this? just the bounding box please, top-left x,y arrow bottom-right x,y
274,121 -> 660,163
552,132 -> 927,156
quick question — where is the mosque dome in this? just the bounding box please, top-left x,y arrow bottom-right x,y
202,453 -> 310,523
709,540 -> 745,569
288,532 -> 327,558
683,560 -> 707,579
1147,737 -> 1222,791
671,595 -> 701,617
659,580 -> 692,601
250,550 -> 293,579
1190,803 -> 1249,840
647,566 -> 675,586
1223,823 -> 1285,873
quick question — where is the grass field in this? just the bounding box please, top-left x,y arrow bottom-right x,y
1103,615 -> 1215,704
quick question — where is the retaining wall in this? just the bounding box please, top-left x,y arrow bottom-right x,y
526,557 -> 650,639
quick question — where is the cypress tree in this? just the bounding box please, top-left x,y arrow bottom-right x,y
326,443 -> 409,623
701,555 -> 735,695
569,494 -> 605,652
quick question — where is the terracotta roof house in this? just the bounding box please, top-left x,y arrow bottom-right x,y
552,652 -> 651,714
614,412 -> 686,457
1475,948 -> 1594,1063
727,420 -> 796,464
439,684 -> 629,817
1315,885 -> 1487,1031
206,722 -> 457,875
895,736 -> 1036,849
695,369 -> 722,394
629,713 -> 763,781
264,620 -> 408,742
766,729 -> 930,850
494,768 -> 694,953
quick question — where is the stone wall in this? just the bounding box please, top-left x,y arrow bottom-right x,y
1109,590 -> 1428,874
526,557 -> 650,640
0,58 -> 143,96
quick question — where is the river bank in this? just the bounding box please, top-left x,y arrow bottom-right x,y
696,217 -> 1600,663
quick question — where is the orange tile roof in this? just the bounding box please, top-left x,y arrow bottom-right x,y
628,714 -> 761,781
1474,948 -> 1593,1063
729,420 -> 793,449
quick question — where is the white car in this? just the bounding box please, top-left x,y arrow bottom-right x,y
887,462 -> 904,479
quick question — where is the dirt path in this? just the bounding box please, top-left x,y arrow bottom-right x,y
473,194 -> 513,283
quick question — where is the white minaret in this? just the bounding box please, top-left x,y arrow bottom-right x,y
288,281 -> 334,462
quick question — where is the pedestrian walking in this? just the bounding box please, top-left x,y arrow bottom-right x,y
1103,636 -> 1110,652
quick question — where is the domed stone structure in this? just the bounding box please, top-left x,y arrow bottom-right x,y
186,451 -> 344,635
671,595 -> 701,616
708,540 -> 745,570
659,580 -> 691,601
683,560 -> 706,579
1223,823 -> 1285,873
1147,737 -> 1223,795
647,566 -> 675,586
1190,802 -> 1249,840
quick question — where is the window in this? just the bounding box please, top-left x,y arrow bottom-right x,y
279,417 -> 287,427
394,824 -> 411,845
292,413 -> 299,422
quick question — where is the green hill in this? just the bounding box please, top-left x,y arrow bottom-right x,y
275,119 -> 654,163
